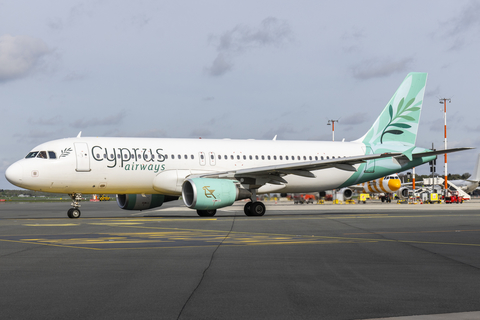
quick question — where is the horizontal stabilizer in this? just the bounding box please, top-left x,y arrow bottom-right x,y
412,147 -> 474,159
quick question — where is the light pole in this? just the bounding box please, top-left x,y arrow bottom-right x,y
327,119 -> 339,142
439,98 -> 451,197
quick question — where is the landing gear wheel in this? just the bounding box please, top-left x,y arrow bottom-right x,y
244,202 -> 252,215
251,202 -> 266,216
67,208 -> 81,219
196,209 -> 217,217
244,202 -> 266,216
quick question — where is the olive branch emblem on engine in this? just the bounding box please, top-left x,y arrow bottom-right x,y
203,186 -> 216,199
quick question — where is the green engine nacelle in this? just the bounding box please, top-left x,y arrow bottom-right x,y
182,178 -> 251,210
116,194 -> 179,210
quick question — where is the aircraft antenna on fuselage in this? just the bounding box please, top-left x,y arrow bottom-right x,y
77,131 -> 82,138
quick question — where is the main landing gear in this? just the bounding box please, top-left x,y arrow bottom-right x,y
244,201 -> 266,216
243,189 -> 266,216
67,193 -> 82,219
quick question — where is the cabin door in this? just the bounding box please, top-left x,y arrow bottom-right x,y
74,142 -> 91,172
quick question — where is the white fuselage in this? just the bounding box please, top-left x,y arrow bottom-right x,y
6,137 -> 381,195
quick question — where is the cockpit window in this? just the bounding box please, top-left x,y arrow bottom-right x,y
37,151 -> 48,159
26,151 -> 39,159
25,151 -> 57,159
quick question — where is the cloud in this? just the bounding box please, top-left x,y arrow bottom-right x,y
351,57 -> 413,80
0,34 -> 52,83
28,115 -> 63,126
206,53 -> 234,76
205,17 -> 293,77
341,28 -> 365,53
63,71 -> 86,82
13,129 -> 60,144
341,112 -> 368,125
131,128 -> 169,138
446,1 -> 480,37
190,128 -> 213,138
435,1 -> 480,51
261,123 -> 304,140
71,112 -> 125,128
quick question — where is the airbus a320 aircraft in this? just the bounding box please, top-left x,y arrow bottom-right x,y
5,73 -> 471,218
338,174 -> 409,202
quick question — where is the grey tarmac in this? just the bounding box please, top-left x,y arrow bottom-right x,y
1,199 -> 480,320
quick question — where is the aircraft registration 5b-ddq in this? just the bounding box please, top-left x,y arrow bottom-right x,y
5,73 -> 472,218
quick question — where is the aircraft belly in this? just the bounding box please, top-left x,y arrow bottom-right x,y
279,168 -> 352,193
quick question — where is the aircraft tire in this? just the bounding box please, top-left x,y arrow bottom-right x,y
196,209 -> 217,217
250,202 -> 266,216
244,202 -> 252,215
67,208 -> 81,219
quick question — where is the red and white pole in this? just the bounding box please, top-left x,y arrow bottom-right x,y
440,98 -> 451,196
412,167 -> 416,190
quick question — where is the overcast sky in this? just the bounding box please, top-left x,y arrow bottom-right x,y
1,0 -> 479,189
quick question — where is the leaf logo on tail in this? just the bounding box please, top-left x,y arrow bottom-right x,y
380,97 -> 420,143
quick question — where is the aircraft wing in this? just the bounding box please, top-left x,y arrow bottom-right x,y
197,152 -> 400,183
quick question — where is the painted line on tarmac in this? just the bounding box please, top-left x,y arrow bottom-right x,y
361,310 -> 480,319
3,222 -> 480,251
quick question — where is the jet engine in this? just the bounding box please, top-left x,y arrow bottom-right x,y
182,178 -> 251,210
396,187 -> 409,199
116,194 -> 178,210
337,188 -> 353,200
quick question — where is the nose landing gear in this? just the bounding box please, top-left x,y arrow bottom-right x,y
67,193 -> 82,218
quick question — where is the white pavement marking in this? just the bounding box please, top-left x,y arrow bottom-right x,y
362,311 -> 480,320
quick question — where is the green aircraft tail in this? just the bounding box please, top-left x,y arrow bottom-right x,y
356,72 -> 428,147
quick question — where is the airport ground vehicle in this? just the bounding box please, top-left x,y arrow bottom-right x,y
444,193 -> 464,204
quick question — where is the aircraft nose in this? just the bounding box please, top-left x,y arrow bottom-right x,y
388,178 -> 401,192
5,161 -> 24,186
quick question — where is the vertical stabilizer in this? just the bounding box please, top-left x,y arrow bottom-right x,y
356,73 -> 427,147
